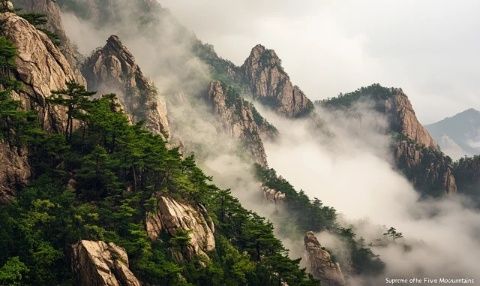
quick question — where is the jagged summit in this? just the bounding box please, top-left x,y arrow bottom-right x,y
82,35 -> 170,139
323,84 -> 438,149
241,44 -> 314,118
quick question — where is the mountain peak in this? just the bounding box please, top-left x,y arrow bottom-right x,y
241,44 -> 313,117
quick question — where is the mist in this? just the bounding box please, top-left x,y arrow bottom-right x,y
161,0 -> 480,124
60,0 -> 280,230
259,102 -> 480,284
59,1 -> 480,284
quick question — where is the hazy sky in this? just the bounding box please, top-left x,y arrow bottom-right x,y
161,0 -> 480,124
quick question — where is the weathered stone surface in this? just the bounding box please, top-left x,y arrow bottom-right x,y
304,231 -> 345,286
241,44 -> 313,117
0,12 -> 85,131
207,81 -> 277,166
71,240 -> 141,286
146,195 -> 215,262
0,12 -> 85,200
82,35 -> 170,139
0,143 -> 29,203
12,0 -> 83,71
383,89 -> 437,149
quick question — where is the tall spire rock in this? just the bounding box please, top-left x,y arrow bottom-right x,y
12,0 -> 82,70
241,44 -> 314,118
82,35 -> 170,139
206,81 -> 277,167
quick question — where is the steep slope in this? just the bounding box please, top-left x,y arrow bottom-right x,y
82,35 -> 170,139
0,11 -> 85,201
241,44 -> 314,118
304,232 -> 345,286
206,81 -> 277,167
427,108 -> 480,159
12,0 -> 82,69
322,84 -> 457,196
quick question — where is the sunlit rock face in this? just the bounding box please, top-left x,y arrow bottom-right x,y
241,44 -> 313,118
0,143 -> 29,203
0,12 -> 85,201
71,240 -> 141,286
146,195 -> 215,263
12,0 -> 83,70
304,231 -> 345,286
82,35 -> 170,140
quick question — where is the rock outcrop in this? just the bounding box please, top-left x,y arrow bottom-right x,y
71,240 -> 141,286
382,89 -> 437,149
304,232 -> 345,286
241,44 -> 313,118
12,0 -> 82,69
262,185 -> 286,204
394,140 -> 457,196
0,12 -> 85,200
82,35 -> 170,139
146,195 -> 215,262
207,81 -> 277,167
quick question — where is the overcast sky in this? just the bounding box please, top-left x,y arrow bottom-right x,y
161,0 -> 480,124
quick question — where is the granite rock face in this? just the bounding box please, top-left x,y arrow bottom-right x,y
146,195 -> 215,262
71,240 -> 141,286
207,81 -> 277,167
12,0 -> 82,70
383,89 -> 437,149
0,143 -> 29,203
0,12 -> 85,200
304,231 -> 345,286
241,44 -> 313,118
82,35 -> 170,139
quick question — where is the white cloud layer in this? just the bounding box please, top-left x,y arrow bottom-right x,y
161,0 -> 480,123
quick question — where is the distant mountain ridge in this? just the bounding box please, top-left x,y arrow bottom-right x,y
427,108 -> 480,159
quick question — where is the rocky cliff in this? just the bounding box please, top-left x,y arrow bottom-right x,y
383,89 -> 437,149
304,231 -> 345,286
241,44 -> 313,118
146,195 -> 215,263
82,35 -> 170,139
0,11 -> 85,200
71,240 -> 141,286
394,139 -> 457,196
322,84 -> 456,196
206,81 -> 278,166
12,0 -> 82,69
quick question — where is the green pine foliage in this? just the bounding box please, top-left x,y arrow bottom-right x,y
0,38 -> 317,285
321,83 -> 397,109
255,165 -> 385,276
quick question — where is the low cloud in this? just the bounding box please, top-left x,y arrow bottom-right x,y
260,103 -> 480,284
